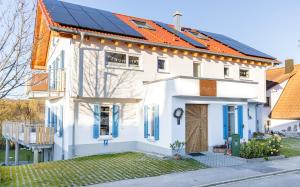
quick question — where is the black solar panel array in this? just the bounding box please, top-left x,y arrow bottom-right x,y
154,21 -> 207,49
200,31 -> 274,59
43,0 -> 144,38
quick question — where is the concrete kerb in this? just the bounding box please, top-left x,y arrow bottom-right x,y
194,168 -> 300,187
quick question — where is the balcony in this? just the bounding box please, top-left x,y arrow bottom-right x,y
145,76 -> 259,100
26,69 -> 65,99
2,122 -> 54,147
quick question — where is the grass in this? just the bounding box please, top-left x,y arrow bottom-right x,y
280,137 -> 300,157
0,149 -> 33,163
0,152 -> 205,186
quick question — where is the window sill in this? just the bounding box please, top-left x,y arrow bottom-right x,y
157,70 -> 170,74
106,66 -> 144,72
98,135 -> 113,141
147,137 -> 156,142
239,77 -> 252,82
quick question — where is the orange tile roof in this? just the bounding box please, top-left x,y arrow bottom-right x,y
39,0 -> 275,63
268,65 -> 300,119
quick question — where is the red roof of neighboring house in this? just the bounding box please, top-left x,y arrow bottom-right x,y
267,65 -> 300,119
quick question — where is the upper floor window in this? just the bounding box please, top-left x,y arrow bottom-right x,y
193,62 -> 201,77
239,68 -> 250,79
157,58 -> 168,73
224,66 -> 230,78
105,51 -> 140,69
132,20 -> 154,30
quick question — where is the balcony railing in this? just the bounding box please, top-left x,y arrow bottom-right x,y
2,122 -> 54,145
26,69 -> 65,99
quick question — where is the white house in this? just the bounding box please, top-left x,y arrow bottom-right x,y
261,59 -> 300,133
23,0 -> 276,161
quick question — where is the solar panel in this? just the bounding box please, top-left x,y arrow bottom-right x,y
43,0 -> 78,26
154,21 -> 207,49
43,0 -> 144,39
200,31 -> 275,59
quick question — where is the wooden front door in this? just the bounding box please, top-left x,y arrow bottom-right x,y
185,104 -> 208,153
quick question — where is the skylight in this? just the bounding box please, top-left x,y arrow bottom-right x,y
132,20 -> 155,30
189,30 -> 208,40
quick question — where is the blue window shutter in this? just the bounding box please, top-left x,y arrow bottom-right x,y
54,108 -> 57,132
144,105 -> 148,138
47,107 -> 51,127
61,50 -> 65,69
154,105 -> 159,140
112,105 -> 120,138
223,105 -> 229,140
238,105 -> 244,138
51,108 -> 54,128
58,106 -> 63,137
93,105 -> 100,139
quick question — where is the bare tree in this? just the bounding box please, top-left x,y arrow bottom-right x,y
0,0 -> 36,98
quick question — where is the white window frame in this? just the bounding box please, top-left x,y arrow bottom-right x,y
228,105 -> 236,137
224,65 -> 230,79
105,50 -> 142,70
239,68 -> 250,80
146,105 -> 156,141
99,104 -> 113,139
157,57 -> 169,73
193,62 -> 201,78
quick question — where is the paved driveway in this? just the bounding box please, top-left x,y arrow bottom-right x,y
91,157 -> 300,187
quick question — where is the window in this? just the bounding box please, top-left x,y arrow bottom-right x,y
132,20 -> 154,30
240,69 -> 250,79
189,30 -> 208,40
148,106 -> 155,137
100,106 -> 110,136
224,66 -> 230,78
264,97 -> 271,107
228,106 -> 236,136
106,52 -> 126,67
157,58 -> 168,72
105,51 -> 141,69
193,63 -> 201,77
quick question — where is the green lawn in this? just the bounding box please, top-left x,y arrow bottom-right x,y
0,152 -> 204,186
281,137 -> 300,157
0,149 -> 33,163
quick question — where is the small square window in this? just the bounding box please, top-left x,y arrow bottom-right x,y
132,20 -> 154,30
224,67 -> 230,78
240,69 -> 250,79
157,58 -> 167,72
129,56 -> 140,68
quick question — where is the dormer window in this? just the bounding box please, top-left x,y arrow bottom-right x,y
189,31 -> 208,40
132,20 -> 154,30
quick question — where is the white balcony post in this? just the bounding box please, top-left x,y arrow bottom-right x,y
33,148 -> 39,164
5,139 -> 9,166
15,142 -> 19,165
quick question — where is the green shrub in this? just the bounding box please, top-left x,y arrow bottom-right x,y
240,135 -> 282,159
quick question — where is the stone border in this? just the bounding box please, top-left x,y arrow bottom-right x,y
195,168 -> 300,187
244,155 -> 285,163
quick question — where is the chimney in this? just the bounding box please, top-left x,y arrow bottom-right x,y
285,59 -> 294,74
173,11 -> 182,32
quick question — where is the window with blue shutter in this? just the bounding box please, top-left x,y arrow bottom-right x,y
93,105 -> 100,139
144,105 -> 148,138
238,105 -> 244,138
223,105 -> 229,140
58,106 -> 63,137
154,105 -> 159,140
47,107 -> 51,127
53,108 -> 57,132
112,105 -> 120,138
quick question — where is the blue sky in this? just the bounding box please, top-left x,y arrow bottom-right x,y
63,0 -> 300,64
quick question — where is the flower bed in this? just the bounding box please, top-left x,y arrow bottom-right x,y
240,135 -> 282,159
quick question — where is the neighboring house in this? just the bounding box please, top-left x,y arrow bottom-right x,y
21,0 -> 276,161
261,59 -> 300,133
